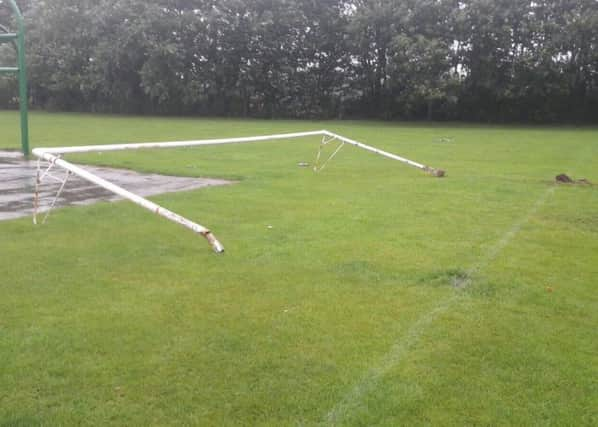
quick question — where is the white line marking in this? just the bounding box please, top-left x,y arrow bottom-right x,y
455,185 -> 556,288
325,293 -> 461,424
324,184 -> 557,424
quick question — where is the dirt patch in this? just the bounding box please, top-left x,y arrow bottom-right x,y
0,151 -> 233,221
555,174 -> 592,185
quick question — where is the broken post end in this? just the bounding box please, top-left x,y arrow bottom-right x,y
204,232 -> 225,253
424,166 -> 446,177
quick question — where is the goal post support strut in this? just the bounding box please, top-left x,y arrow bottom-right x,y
1,0 -> 30,156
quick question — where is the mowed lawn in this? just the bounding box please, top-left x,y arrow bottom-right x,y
1,111 -> 597,426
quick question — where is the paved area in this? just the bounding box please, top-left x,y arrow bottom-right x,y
0,150 -> 231,221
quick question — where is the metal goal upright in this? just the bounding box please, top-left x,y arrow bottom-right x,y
0,0 -> 29,156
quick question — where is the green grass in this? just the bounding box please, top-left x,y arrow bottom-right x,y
1,111 -> 597,426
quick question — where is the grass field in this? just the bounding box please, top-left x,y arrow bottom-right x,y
1,111 -> 597,426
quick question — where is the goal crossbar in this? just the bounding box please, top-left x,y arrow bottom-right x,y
35,130 -> 327,155
32,130 -> 444,253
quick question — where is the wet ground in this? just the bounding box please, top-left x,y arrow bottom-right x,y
0,150 -> 232,221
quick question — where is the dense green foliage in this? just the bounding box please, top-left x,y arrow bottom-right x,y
1,0 -> 598,121
1,112 -> 597,424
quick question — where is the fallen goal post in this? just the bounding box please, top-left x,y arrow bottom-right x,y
32,130 -> 445,253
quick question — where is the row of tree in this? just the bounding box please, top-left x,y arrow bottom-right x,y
1,0 -> 597,122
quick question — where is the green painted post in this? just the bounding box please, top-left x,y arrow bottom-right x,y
16,19 -> 29,156
4,0 -> 29,156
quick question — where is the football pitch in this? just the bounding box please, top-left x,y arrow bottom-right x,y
1,111 -> 597,425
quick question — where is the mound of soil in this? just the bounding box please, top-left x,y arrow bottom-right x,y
555,174 -> 592,185
556,174 -> 574,183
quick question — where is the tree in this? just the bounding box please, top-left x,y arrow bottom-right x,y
1,0 -> 595,122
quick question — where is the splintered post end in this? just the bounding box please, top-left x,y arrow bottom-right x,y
424,166 -> 446,177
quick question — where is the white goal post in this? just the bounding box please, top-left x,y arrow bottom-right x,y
32,130 -> 445,253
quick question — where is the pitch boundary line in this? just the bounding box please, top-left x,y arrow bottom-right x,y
324,183 -> 557,424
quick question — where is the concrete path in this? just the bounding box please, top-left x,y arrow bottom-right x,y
0,150 -> 231,221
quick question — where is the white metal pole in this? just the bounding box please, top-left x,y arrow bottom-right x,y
32,130 -> 443,254
322,131 -> 445,177
37,129 -> 443,175
32,149 -> 225,253
39,130 -> 328,155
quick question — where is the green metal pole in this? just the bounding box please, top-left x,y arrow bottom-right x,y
16,23 -> 29,156
8,0 -> 29,156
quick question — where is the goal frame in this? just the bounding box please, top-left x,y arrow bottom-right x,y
32,130 -> 445,253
